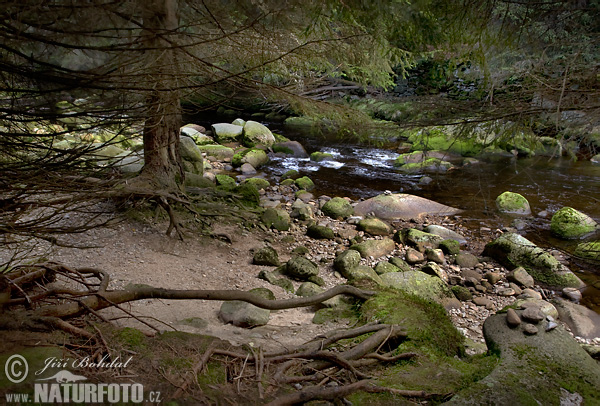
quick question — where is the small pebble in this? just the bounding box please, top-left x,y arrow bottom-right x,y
523,323 -> 538,335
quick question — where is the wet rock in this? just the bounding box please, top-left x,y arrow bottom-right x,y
353,193 -> 461,220
483,233 -> 583,288
350,238 -> 395,259
495,191 -> 531,215
273,141 -> 308,158
424,225 -> 467,245
522,306 -> 544,324
405,248 -> 425,264
455,253 -> 479,268
550,207 -> 598,240
562,287 -> 582,302
523,323 -> 538,335
211,123 -> 243,143
284,256 -> 319,280
396,228 -> 443,249
357,217 -> 392,236
426,248 -> 445,264
321,197 -> 353,219
252,246 -> 280,266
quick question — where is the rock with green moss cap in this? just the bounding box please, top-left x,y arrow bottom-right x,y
389,257 -> 412,272
395,228 -> 443,249
397,158 -> 454,173
495,191 -> 531,215
216,174 -> 236,189
350,238 -> 395,259
281,179 -> 295,186
294,176 -> 315,191
322,197 -> 353,219
451,285 -> 472,301
284,256 -> 319,280
253,246 -> 280,266
550,207 -> 598,239
232,148 -> 269,168
296,282 -> 324,297
482,233 -> 583,288
380,270 -> 455,304
333,250 -> 361,275
445,312 -> 600,405
242,120 -> 275,147
274,141 -> 308,158
281,169 -> 299,179
310,151 -> 334,162
307,224 -> 335,240
211,123 -> 243,143
197,145 -> 234,160
261,208 -> 290,231
574,240 -> 600,263
243,177 -> 270,190
342,265 -> 382,285
357,217 -> 392,236
439,239 -> 460,255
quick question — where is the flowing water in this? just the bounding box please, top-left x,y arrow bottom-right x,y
189,115 -> 600,312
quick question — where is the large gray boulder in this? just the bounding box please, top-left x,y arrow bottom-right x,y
550,207 -> 598,239
273,141 -> 309,158
354,193 -> 461,220
180,136 -> 204,163
443,312 -> 600,405
211,123 -> 243,143
218,288 -> 274,328
242,120 -> 276,147
552,298 -> 600,340
482,233 -> 583,288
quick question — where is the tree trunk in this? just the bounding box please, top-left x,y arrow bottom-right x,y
139,0 -> 183,190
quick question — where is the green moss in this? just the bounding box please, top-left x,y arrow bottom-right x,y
495,191 -> 531,215
408,127 -> 482,157
281,169 -> 299,180
550,207 -> 598,239
233,183 -> 260,207
574,241 -> 600,263
322,197 -> 354,219
294,176 -> 315,191
309,151 -> 333,162
312,305 -> 359,325
215,174 -> 236,189
242,177 -> 270,190
272,145 -> 293,155
114,327 -> 147,350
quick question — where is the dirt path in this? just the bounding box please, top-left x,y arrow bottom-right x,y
52,217 -> 352,352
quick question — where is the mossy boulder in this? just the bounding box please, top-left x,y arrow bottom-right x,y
253,246 -> 280,266
242,120 -> 276,147
294,176 -> 315,191
439,239 -> 460,255
424,224 -> 468,245
273,141 -> 308,158
307,224 -> 335,240
322,197 -> 354,219
180,136 -> 204,162
215,174 -> 236,189
242,177 -> 270,190
495,191 -> 531,215
574,240 -> 600,263
184,172 -> 213,188
284,256 -> 319,280
281,169 -> 299,180
451,285 -> 472,301
389,257 -> 412,272
333,250 -> 362,276
396,157 -> 454,173
350,238 -> 396,259
343,265 -> 383,285
550,207 -> 598,239
357,217 -> 392,236
284,116 -> 317,127
211,123 -> 243,143
310,151 -> 334,162
482,233 -> 583,288
445,313 -> 600,405
396,228 -> 444,249
197,145 -> 234,160
261,208 -> 290,231
232,148 -> 269,168
380,271 -> 455,305
408,127 -> 482,157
